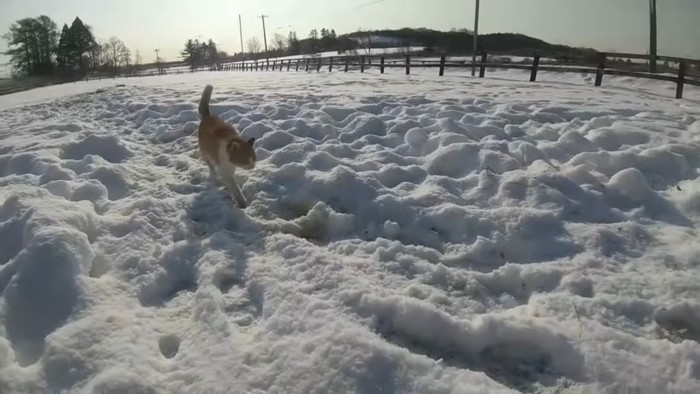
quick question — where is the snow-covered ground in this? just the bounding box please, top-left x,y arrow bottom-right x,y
1,67 -> 700,393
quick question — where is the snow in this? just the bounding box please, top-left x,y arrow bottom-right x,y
0,65 -> 700,393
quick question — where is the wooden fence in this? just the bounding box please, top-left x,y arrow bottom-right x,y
219,51 -> 700,99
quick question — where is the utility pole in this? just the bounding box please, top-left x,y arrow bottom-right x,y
258,14 -> 269,57
239,14 -> 244,53
649,0 -> 657,73
471,0 -> 480,76
154,48 -> 161,74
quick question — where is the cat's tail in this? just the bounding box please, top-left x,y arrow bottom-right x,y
198,84 -> 214,118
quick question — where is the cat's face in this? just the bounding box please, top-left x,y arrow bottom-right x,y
226,137 -> 256,170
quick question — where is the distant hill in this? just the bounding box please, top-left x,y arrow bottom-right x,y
338,28 -> 598,62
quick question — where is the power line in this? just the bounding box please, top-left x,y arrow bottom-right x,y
356,0 -> 384,9
154,48 -> 161,74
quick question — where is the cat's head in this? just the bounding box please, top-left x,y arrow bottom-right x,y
226,136 -> 256,170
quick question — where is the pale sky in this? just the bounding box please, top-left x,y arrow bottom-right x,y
1,0 -> 699,63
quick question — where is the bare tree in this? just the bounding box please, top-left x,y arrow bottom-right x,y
135,50 -> 142,65
356,29 -> 373,56
103,36 -> 130,75
247,37 -> 262,54
93,38 -> 108,69
270,33 -> 287,52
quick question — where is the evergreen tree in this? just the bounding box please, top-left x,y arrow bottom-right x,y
65,17 -> 95,73
287,31 -> 300,55
206,39 -> 220,68
181,39 -> 208,71
308,29 -> 320,53
56,24 -> 70,68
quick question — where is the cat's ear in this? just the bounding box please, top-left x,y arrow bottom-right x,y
246,137 -> 255,146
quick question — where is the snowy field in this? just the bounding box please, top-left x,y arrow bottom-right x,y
1,68 -> 700,393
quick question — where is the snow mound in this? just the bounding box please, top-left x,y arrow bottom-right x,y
0,193 -> 95,367
61,134 -> 133,163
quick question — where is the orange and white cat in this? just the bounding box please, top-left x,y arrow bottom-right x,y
197,84 -> 256,208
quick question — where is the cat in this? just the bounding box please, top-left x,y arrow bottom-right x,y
197,84 -> 256,208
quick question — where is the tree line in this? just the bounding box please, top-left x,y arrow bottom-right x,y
198,26 -> 600,64
3,15 -> 141,79
5,15 -> 623,79
180,39 -> 228,71
178,27 -> 361,70
243,27 -> 359,58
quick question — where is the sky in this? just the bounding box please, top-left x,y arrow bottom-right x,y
1,0 -> 699,65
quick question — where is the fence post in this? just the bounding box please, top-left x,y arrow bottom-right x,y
317,57 -> 322,72
405,55 -> 411,75
296,59 -> 300,71
439,53 -> 446,76
305,59 -> 310,72
274,60 -> 278,71
345,57 -> 349,72
479,51 -> 487,78
361,57 -> 365,73
380,57 -> 385,74
266,60 -> 270,71
595,53 -> 605,86
676,61 -> 687,99
530,54 -> 541,82
329,57 -> 334,72
287,59 -> 291,71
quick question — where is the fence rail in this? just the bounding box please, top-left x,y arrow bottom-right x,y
82,51 -> 700,100
214,51 -> 699,99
